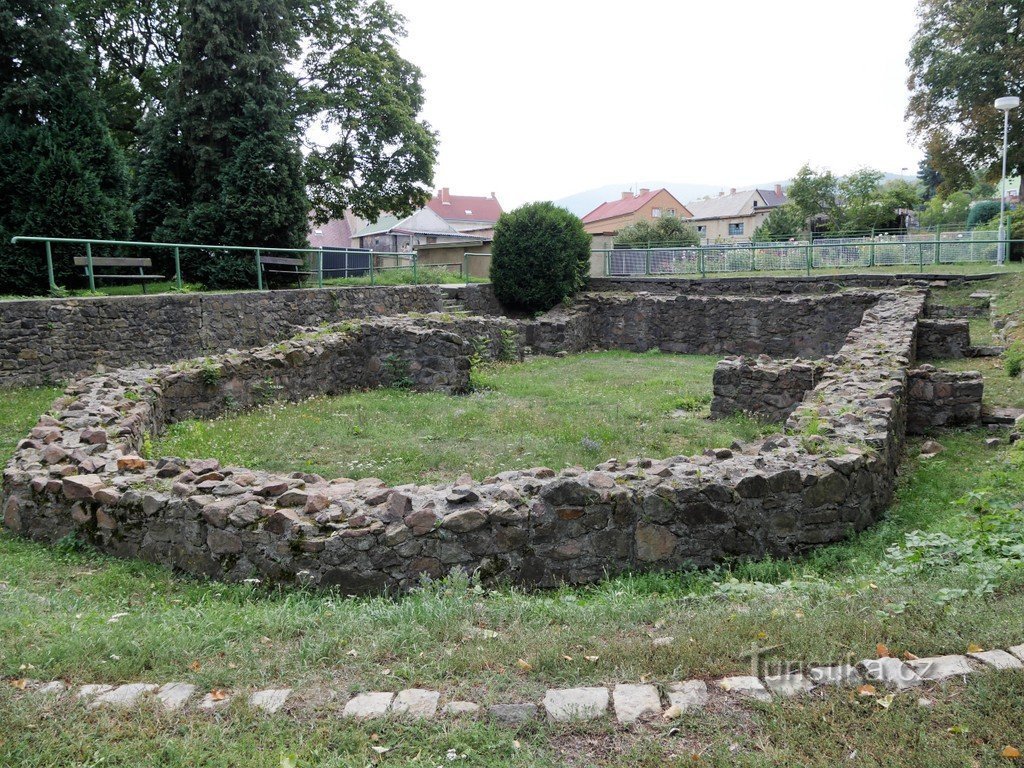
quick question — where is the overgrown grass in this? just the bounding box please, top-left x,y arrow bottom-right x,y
0,385 -> 62,449
155,351 -> 768,485
934,356 -> 1024,409
323,266 -> 487,287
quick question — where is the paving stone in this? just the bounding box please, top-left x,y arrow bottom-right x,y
1008,644 -> 1024,663
612,684 -> 661,724
77,684 -> 114,701
859,658 -> 922,690
36,681 -> 67,696
906,655 -> 974,682
156,682 -> 196,711
343,692 -> 394,719
91,683 -> 158,708
249,688 -> 291,714
666,680 -> 709,712
542,687 -> 609,722
488,703 -> 537,725
967,650 -> 1024,670
717,675 -> 771,702
391,688 -> 439,718
808,665 -> 862,686
198,691 -> 233,712
442,700 -> 480,716
763,672 -> 813,697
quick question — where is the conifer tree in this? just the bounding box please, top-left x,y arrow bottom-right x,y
0,0 -> 132,295
134,0 -> 309,289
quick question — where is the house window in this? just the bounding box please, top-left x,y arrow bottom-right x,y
666,209 -> 676,218
652,208 -> 661,218
696,225 -> 706,235
728,222 -> 744,236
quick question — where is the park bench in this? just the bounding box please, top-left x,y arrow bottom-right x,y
74,256 -> 165,294
259,254 -> 313,287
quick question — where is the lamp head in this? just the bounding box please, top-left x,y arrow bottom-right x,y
995,96 -> 1020,111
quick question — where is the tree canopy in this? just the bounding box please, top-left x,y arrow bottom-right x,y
614,217 -> 700,247
0,0 -> 132,295
907,0 -> 1023,186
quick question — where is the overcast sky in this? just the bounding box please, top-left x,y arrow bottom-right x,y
388,0 -> 924,208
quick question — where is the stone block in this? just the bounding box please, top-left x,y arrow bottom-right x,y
391,688 -> 439,718
156,682 -> 196,711
967,650 -> 1024,670
717,675 -> 770,702
906,655 -> 973,682
859,658 -> 922,689
542,687 -> 609,721
343,691 -> 394,719
249,688 -> 291,714
612,684 -> 661,723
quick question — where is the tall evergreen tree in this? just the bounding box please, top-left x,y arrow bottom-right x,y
0,0 -> 132,295
134,0 -> 309,289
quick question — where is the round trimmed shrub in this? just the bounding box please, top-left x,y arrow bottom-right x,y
490,202 -> 592,312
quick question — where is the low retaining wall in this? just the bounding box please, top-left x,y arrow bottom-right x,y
711,357 -> 825,422
589,273 -> 995,296
3,290 -> 932,592
907,366 -> 983,434
529,292 -> 877,359
917,318 -> 971,359
0,285 -> 445,387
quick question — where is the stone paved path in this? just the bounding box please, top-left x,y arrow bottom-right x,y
10,642 -> 1023,725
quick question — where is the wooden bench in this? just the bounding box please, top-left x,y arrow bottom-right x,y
74,257 -> 165,294
260,255 -> 313,287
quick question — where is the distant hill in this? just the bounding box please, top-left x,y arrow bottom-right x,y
554,173 -> 917,218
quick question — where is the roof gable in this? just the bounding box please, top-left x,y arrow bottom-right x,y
427,189 -> 503,223
581,188 -> 687,224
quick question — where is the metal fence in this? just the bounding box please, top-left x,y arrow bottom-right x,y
8,236 -> 470,293
601,231 -> 1012,277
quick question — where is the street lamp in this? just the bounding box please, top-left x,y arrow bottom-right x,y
995,95 -> 1020,266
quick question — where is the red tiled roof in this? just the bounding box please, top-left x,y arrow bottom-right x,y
581,189 -> 665,224
427,188 -> 503,223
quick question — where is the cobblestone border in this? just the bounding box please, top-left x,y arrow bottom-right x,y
11,642 -> 1023,723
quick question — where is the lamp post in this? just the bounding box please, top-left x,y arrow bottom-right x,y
995,96 -> 1020,266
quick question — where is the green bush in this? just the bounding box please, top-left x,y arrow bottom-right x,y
1005,343 -> 1024,379
490,202 -> 591,312
967,200 -> 1002,228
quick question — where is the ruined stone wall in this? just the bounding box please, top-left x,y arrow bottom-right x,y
710,357 -> 825,423
589,273 -> 994,295
530,292 -> 876,358
3,291 -> 932,593
0,286 -> 445,387
906,366 -> 983,435
916,318 -> 971,359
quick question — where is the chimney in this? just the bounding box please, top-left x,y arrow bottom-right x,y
775,184 -> 783,196
729,187 -> 736,195
490,192 -> 495,199
640,188 -> 650,195
441,187 -> 450,205
622,191 -> 634,200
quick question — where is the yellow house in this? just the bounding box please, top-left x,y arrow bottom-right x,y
686,186 -> 788,243
581,188 -> 692,250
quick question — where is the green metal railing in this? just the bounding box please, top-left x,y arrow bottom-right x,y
8,236 -> 433,293
599,233 -> 1020,278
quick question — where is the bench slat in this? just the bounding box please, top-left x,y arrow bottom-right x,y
73,257 -> 153,267
263,269 -> 313,276
86,274 -> 165,280
259,256 -> 306,266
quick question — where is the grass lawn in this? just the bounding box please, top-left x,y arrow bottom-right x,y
154,351 -> 768,485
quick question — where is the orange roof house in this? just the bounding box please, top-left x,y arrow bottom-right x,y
580,188 -> 692,239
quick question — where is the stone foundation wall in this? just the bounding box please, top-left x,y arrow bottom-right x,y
906,366 -> 983,434
589,273 -> 994,295
916,318 -> 971,359
711,357 -> 825,422
0,285 -> 445,387
530,292 -> 876,359
3,290 -> 932,592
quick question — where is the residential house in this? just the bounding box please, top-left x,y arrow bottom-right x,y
308,210 -> 368,250
427,188 -> 503,237
685,185 -> 788,242
581,188 -> 693,249
353,207 -> 479,252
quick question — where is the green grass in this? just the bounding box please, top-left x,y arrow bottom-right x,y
934,356 -> 1024,409
323,266 -> 488,287
931,270 -> 1024,346
0,385 -> 62,449
154,351 -> 768,485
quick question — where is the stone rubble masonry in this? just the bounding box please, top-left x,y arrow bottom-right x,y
588,273 -> 994,296
0,285 -> 445,387
906,366 -> 983,435
3,288 -> 935,593
711,357 -> 825,422
916,318 -> 971,359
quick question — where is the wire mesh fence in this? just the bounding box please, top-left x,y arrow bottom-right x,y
599,231 -> 1008,277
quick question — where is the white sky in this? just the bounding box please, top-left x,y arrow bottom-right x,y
388,0 -> 924,208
